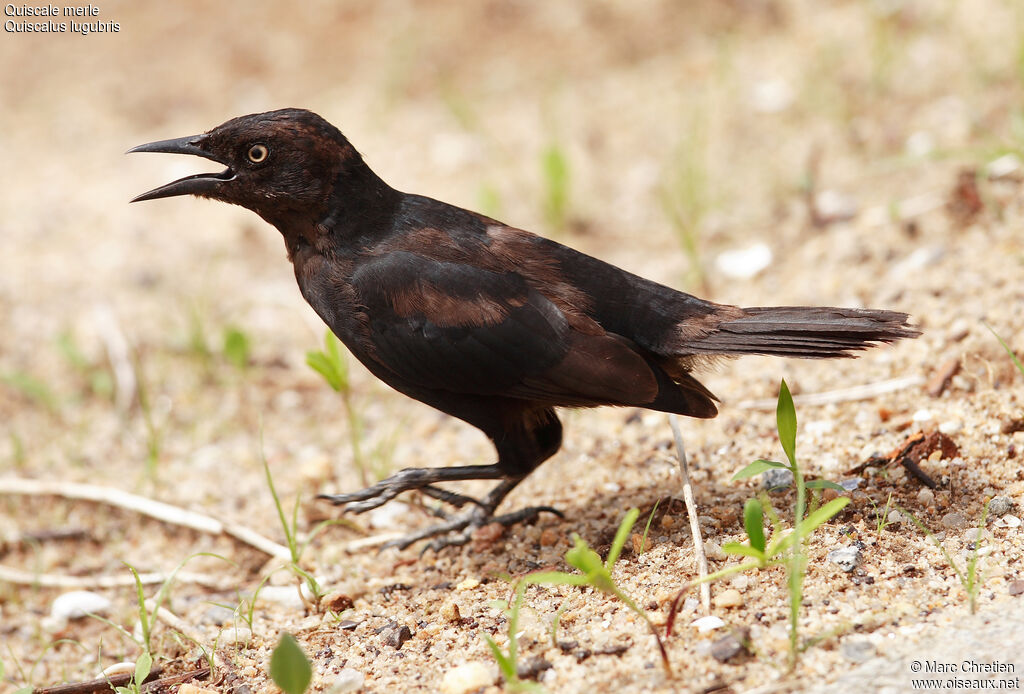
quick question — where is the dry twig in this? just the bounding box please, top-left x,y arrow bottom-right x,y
0,477 -> 290,560
668,415 -> 710,614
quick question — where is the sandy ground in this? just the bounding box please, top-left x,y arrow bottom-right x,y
2,1 -> 1024,692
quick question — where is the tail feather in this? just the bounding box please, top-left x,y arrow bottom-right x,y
685,306 -> 919,359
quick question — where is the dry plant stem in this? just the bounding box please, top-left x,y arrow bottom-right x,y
0,563 -> 231,590
34,665 -> 163,694
0,477 -> 290,560
735,374 -> 924,410
92,303 -> 137,412
668,414 -> 710,614
145,599 -> 227,670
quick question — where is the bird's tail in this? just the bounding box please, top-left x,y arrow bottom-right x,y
685,306 -> 919,359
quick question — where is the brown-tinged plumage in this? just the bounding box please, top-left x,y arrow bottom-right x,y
130,109 -> 918,551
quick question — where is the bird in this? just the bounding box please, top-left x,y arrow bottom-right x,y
130,108 -> 918,552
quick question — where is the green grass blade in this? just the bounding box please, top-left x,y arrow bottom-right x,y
733,459 -> 790,480
743,497 -> 766,552
805,479 -> 846,491
606,507 -> 639,569
776,379 -> 797,466
987,323 -> 1024,377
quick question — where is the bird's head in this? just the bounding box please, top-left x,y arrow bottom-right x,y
129,108 -> 369,229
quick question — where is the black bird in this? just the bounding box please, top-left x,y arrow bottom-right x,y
130,109 -> 918,551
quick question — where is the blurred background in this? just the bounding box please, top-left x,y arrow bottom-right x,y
2,0 -> 1024,685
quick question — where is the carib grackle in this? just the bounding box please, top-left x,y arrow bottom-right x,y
130,109 -> 918,551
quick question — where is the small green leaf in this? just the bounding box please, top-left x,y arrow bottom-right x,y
743,498 -> 766,553
223,326 -> 251,369
799,497 -> 850,535
804,479 -> 846,491
606,507 -> 639,569
134,651 -> 153,686
776,379 -> 797,466
305,352 -> 342,392
722,542 -> 767,560
732,459 -> 789,480
565,536 -> 605,575
270,633 -> 312,694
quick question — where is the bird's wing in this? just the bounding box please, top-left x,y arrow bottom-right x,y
350,250 -> 659,406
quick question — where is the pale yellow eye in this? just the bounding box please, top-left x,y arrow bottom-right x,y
247,144 -> 268,163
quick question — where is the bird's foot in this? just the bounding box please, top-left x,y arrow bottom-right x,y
317,465 -> 505,513
380,504 -> 564,554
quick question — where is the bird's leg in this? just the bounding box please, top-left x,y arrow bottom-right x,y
380,477 -> 563,553
318,464 -> 506,513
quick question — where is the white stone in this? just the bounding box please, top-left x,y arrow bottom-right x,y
328,668 -> 365,694
51,591 -> 112,621
440,663 -> 495,694
691,615 -> 726,632
715,243 -> 772,279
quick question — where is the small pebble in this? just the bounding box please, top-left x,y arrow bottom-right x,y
539,527 -> 559,546
328,668 -> 365,694
177,685 -> 217,694
382,624 -> 413,649
938,420 -> 963,435
455,577 -> 480,591
715,243 -> 772,279
1008,580 -> 1024,597
691,615 -> 725,632
917,488 -> 935,505
703,540 -> 726,561
51,591 -> 112,621
941,512 -> 968,529
962,527 -> 988,543
762,468 -> 794,491
221,626 -> 252,646
839,478 -> 864,492
995,515 -> 1021,529
441,662 -> 495,694
887,509 -> 904,526
631,532 -> 653,554
710,628 -> 750,662
713,589 -> 744,608
323,591 -> 354,612
840,637 -> 876,663
989,496 -> 1014,517
827,545 -> 863,572
440,600 -> 461,623
912,408 -> 933,423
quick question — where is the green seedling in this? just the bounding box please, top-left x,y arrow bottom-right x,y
986,323 -> 1024,378
639,499 -> 661,557
57,331 -> 114,401
306,329 -> 368,485
111,651 -> 152,694
520,508 -> 671,674
540,143 -> 571,233
485,583 -> 546,694
870,491 -> 896,534
222,325 -> 252,370
1,371 -> 58,413
269,633 -> 312,694
900,503 -> 989,614
668,380 -> 849,671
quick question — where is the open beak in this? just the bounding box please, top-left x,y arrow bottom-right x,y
128,134 -> 235,202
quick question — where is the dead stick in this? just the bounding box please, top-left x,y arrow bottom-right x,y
140,667 -> 211,693
34,665 -> 163,694
735,375 -> 924,410
0,564 -> 231,590
668,415 -> 710,614
0,477 -> 290,560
